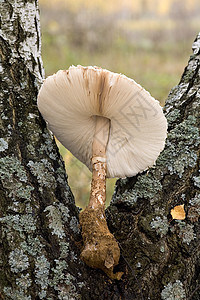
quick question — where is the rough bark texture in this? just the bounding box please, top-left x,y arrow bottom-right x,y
0,1 -> 199,299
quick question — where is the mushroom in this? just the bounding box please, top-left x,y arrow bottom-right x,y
37,65 -> 167,279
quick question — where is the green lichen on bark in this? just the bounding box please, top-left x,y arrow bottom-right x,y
165,108 -> 180,125
150,216 -> 169,237
193,176 -> 200,188
35,255 -> 50,299
0,214 -> 36,235
175,221 -> 196,245
161,280 -> 186,300
111,173 -> 162,207
44,203 -> 70,238
188,193 -> 200,222
28,159 -> 57,189
9,249 -> 30,273
156,115 -> 199,177
0,156 -> 34,200
0,138 -> 8,151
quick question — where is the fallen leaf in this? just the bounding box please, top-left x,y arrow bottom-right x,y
171,204 -> 185,220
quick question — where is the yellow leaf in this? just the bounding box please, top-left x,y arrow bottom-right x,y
171,204 -> 185,220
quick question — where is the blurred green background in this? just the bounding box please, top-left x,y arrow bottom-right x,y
39,0 -> 200,208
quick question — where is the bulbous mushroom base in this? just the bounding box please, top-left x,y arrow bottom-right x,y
79,206 -> 123,280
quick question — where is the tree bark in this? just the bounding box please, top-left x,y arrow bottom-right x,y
0,1 -> 199,299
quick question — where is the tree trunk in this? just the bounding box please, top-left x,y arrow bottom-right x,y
0,1 -> 199,299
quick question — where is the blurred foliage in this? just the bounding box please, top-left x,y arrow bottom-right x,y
40,0 -> 199,15
39,0 -> 200,208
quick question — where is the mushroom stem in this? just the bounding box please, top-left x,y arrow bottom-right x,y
88,116 -> 110,209
79,116 -> 123,280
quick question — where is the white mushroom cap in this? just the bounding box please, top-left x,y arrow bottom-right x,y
37,65 -> 167,178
